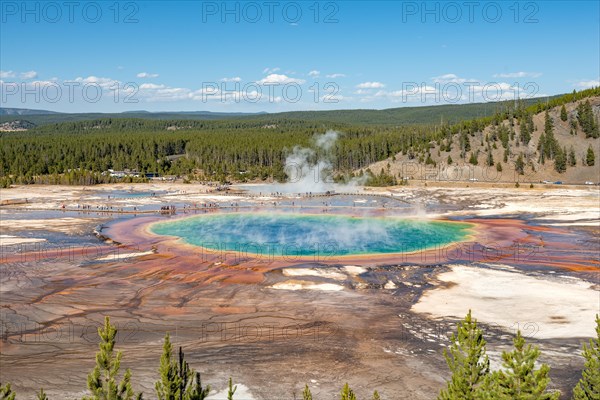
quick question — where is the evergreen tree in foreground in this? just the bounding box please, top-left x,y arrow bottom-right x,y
340,383 -> 357,400
572,315 -> 600,400
227,378 -> 237,400
438,310 -> 489,400
482,331 -> 560,399
83,316 -> 142,400
302,384 -> 312,400
156,334 -> 181,399
36,389 -> 48,400
155,333 -> 210,400
372,390 -> 381,399
0,383 -> 16,400
187,371 -> 210,400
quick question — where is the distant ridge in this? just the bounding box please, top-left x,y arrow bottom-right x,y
120,110 -> 266,116
0,107 -> 62,116
0,95 -> 562,126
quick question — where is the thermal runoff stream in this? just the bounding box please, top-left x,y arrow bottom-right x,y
150,213 -> 474,257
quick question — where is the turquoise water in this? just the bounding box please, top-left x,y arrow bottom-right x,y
150,213 -> 473,257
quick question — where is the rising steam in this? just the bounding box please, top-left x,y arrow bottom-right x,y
282,130 -> 365,193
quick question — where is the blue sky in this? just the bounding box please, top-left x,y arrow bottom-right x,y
1,0 -> 598,112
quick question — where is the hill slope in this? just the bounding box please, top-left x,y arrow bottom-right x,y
363,97 -> 600,185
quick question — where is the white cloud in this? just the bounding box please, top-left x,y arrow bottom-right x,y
137,72 -> 159,78
356,81 -> 385,89
70,76 -> 119,91
20,71 -> 38,79
74,76 -> 117,89
432,73 -> 470,84
574,80 -> 600,89
139,83 -> 166,90
262,67 -> 280,74
326,73 -> 346,78
0,70 -> 15,79
354,79 -> 543,105
308,70 -> 320,77
221,77 -> 242,82
28,80 -> 59,88
493,71 -> 542,78
141,86 -> 191,102
257,74 -> 305,85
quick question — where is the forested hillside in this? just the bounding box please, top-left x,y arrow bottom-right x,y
0,88 -> 598,187
364,89 -> 600,185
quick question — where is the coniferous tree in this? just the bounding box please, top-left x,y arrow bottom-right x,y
527,111 -> 535,133
372,390 -> 381,400
515,154 -> 525,175
554,146 -> 567,173
460,132 -> 471,158
587,146 -> 596,166
469,152 -> 478,165
519,119 -> 531,144
303,384 -> 313,400
156,334 -> 181,400
544,111 -> 553,134
560,105 -> 568,121
538,132 -> 546,164
481,331 -> 560,399
499,125 -> 510,148
0,383 -> 16,400
577,100 -> 600,138
83,316 -> 142,400
177,347 -> 191,400
155,334 -> 210,400
341,383 -> 357,400
486,147 -> 494,167
187,371 -> 210,400
438,310 -> 490,400
570,117 -> 578,133
227,378 -> 237,400
518,110 -> 533,144
573,315 -> 600,399
568,146 -> 577,167
37,388 -> 48,400
542,111 -> 558,160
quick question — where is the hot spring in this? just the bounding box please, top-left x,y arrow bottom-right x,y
150,213 -> 474,258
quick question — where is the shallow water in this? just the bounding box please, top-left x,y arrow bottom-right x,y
150,213 -> 473,257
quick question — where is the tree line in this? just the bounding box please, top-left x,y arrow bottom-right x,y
0,118 -> 441,187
